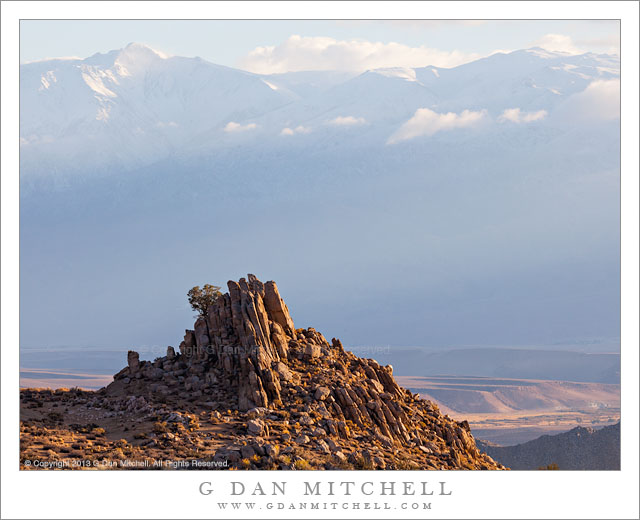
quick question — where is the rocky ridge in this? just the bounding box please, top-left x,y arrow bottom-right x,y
99,274 -> 505,470
477,422 -> 620,470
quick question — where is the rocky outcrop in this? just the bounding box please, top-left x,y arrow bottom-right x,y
106,274 -> 504,470
127,351 -> 140,373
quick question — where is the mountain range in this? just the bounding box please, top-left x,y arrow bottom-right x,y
20,42 -> 619,177
19,43 -> 620,352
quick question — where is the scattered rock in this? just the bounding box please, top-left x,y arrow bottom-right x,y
247,419 -> 265,436
315,439 -> 330,453
333,451 -> 347,462
294,434 -> 310,445
298,413 -> 314,426
247,407 -> 268,419
264,444 -> 279,457
241,445 -> 256,459
314,386 -> 331,401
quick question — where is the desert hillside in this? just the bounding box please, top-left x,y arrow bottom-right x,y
476,422 -> 620,470
20,275 -> 504,470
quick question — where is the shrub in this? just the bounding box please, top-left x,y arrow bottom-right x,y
47,412 -> 63,423
279,455 -> 291,465
153,422 -> 168,433
353,455 -> 375,470
188,284 -> 222,317
538,463 -> 560,470
294,459 -> 312,470
395,459 -> 419,470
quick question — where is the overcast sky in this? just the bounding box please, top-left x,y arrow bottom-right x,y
20,20 -> 619,72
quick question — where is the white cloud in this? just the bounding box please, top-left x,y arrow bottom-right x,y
327,116 -> 367,126
387,108 -> 487,144
531,34 -> 582,55
335,20 -> 487,30
156,121 -> 178,128
21,56 -> 83,65
280,125 -> 312,136
532,32 -> 620,56
576,33 -> 620,55
224,121 -> 257,133
555,79 -> 620,122
240,35 -> 483,73
498,108 -> 548,124
385,20 -> 488,29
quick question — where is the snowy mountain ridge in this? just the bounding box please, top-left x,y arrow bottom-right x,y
20,42 -> 619,176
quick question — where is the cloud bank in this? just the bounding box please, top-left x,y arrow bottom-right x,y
532,34 -> 583,55
387,108 -> 487,144
224,121 -> 257,133
281,125 -> 312,136
498,108 -> 548,123
240,35 -> 482,74
532,33 -> 619,56
327,116 -> 367,126
555,79 -> 620,122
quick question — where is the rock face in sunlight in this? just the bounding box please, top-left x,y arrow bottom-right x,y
83,274 -> 506,470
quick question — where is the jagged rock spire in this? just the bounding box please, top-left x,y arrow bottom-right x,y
108,275 -> 505,469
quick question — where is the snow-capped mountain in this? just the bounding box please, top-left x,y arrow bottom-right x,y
19,43 -> 620,352
20,43 -> 294,172
20,43 -> 619,176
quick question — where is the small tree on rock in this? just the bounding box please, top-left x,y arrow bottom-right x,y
188,284 -> 222,317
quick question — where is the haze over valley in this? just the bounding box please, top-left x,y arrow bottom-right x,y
20,43 -> 620,353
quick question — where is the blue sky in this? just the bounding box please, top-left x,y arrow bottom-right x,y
20,20 -> 619,71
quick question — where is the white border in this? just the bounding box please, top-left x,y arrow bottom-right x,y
2,2 -> 638,519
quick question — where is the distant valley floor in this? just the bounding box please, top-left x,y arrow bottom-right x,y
395,375 -> 620,446
20,368 -> 114,391
20,367 -> 621,447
